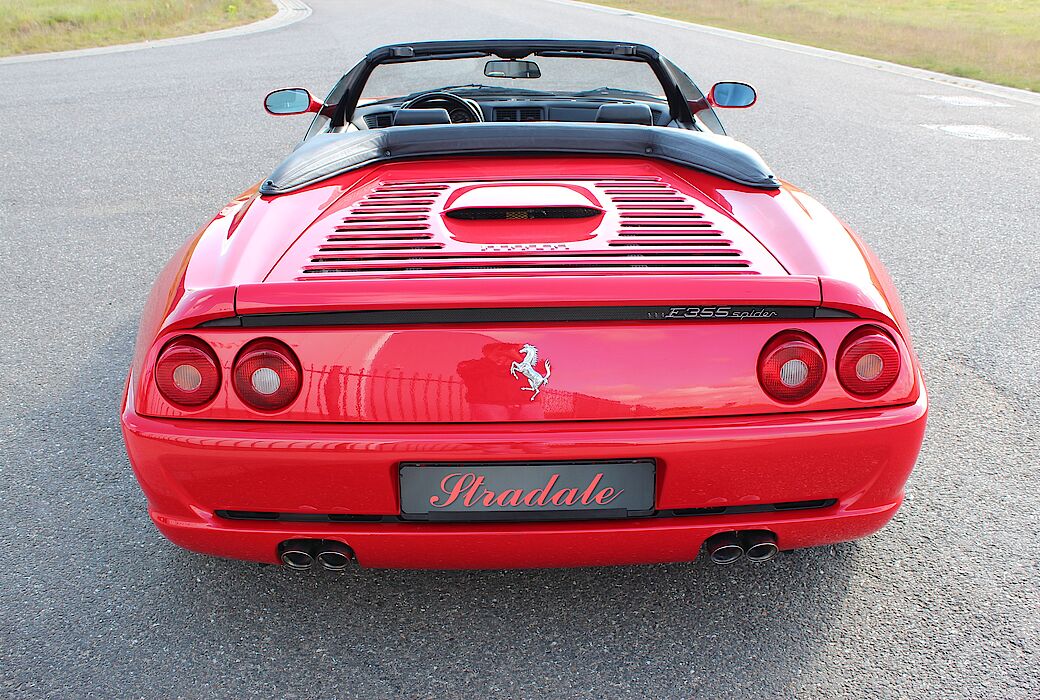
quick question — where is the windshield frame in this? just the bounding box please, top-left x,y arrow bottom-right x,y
358,57 -> 670,106
306,40 -> 715,139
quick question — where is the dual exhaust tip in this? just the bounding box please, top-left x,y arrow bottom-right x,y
280,532 -> 776,569
278,539 -> 353,571
705,530 -> 778,565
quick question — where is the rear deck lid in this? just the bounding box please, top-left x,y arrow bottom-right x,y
265,172 -> 789,281
191,166 -> 870,424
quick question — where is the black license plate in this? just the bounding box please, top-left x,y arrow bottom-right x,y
399,460 -> 656,521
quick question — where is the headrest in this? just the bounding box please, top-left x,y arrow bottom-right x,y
393,108 -> 452,126
595,103 -> 654,126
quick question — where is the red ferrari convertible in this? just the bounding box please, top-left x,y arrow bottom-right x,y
120,40 -> 927,570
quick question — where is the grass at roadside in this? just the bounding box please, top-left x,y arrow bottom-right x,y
0,0 -> 275,57
589,0 -> 1040,92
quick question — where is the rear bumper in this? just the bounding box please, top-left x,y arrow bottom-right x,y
121,389 -> 926,569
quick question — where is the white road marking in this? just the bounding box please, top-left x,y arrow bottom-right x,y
546,0 -> 1040,108
918,95 -> 1011,107
0,0 -> 310,65
920,124 -> 1031,140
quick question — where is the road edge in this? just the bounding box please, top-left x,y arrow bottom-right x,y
0,0 -> 311,66
551,0 -> 1040,107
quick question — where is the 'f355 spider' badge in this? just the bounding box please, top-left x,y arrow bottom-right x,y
510,344 -> 551,400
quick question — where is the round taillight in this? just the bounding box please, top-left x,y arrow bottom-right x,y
758,331 -> 826,403
155,336 -> 221,407
232,339 -> 301,411
837,327 -> 900,397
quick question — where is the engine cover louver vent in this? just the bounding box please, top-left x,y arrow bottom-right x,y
598,179 -> 729,248
281,175 -> 786,279
307,183 -> 447,269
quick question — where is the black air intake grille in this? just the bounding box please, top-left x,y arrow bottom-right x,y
215,499 -> 837,523
446,206 -> 601,220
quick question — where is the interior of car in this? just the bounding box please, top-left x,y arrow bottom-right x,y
353,97 -> 668,130
263,41 -> 754,140
259,42 -> 769,201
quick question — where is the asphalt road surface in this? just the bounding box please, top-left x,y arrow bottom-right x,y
2,1 -> 1038,697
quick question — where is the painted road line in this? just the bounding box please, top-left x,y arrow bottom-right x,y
920,124 -> 1031,140
918,95 -> 1011,107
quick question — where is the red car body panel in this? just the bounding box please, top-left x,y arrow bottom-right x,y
122,386 -> 925,567
121,152 -> 927,569
132,320 -> 917,422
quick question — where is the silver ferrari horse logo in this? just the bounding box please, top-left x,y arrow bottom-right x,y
510,343 -> 551,400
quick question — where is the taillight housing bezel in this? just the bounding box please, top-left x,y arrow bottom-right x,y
837,325 -> 902,398
154,335 -> 222,408
231,338 -> 302,412
757,330 -> 827,404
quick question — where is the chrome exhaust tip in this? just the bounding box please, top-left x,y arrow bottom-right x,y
316,541 -> 354,572
706,531 -> 744,565
278,540 -> 315,570
742,531 -> 779,562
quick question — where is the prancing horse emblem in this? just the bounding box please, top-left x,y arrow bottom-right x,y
510,343 -> 551,400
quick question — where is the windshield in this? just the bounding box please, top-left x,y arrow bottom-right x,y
360,56 -> 667,103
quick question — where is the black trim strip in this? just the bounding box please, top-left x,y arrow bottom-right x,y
199,305 -> 855,328
214,498 -> 836,524
670,498 -> 837,516
417,507 -> 647,523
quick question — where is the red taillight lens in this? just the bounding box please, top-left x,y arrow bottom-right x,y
758,331 -> 826,403
154,336 -> 221,407
232,339 -> 301,411
837,327 -> 901,397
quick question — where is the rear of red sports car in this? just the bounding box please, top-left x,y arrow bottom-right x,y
120,41 -> 926,569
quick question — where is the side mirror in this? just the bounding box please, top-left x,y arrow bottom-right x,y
707,82 -> 757,109
484,60 -> 541,79
264,88 -> 320,115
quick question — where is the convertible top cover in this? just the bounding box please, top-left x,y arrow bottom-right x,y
259,123 -> 781,195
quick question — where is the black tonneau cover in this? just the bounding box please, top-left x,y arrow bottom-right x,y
259,123 -> 781,195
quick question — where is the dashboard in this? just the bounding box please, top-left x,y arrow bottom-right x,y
352,99 -> 671,129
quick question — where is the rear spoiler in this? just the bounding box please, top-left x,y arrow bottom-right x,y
202,275 -> 844,327
157,275 -> 899,331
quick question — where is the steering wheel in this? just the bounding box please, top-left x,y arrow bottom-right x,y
400,91 -> 484,123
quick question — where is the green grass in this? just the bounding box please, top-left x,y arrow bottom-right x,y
589,0 -> 1040,92
0,0 -> 275,57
